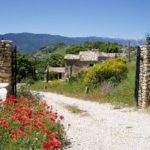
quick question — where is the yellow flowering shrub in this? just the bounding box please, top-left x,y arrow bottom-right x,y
84,57 -> 128,85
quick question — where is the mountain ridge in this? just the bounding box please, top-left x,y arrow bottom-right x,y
0,33 -> 145,53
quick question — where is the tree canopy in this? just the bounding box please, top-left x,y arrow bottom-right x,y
47,54 -> 64,67
66,45 -> 86,54
65,41 -> 122,54
16,51 -> 34,82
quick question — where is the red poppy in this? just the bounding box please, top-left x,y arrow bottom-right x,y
49,118 -> 55,123
17,115 -> 27,122
60,115 -> 64,120
11,129 -> 23,135
38,110 -> 44,116
24,120 -> 33,126
13,109 -> 21,113
11,135 -> 16,141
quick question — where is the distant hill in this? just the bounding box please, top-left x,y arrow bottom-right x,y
34,43 -> 67,54
0,33 -> 145,53
33,43 -> 67,59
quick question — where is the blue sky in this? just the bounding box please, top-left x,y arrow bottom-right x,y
0,0 -> 150,38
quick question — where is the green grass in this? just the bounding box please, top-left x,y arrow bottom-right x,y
31,59 -> 136,106
103,59 -> 136,105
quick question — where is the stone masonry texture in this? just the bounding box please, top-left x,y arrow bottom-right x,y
0,40 -> 13,95
139,44 -> 150,108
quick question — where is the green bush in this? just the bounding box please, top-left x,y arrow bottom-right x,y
67,71 -> 87,84
76,70 -> 87,80
84,57 -> 128,85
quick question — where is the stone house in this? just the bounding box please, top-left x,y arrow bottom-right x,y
44,67 -> 65,81
45,51 -> 126,81
64,51 -> 126,77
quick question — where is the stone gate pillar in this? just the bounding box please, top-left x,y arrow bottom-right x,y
138,44 -> 150,108
0,40 -> 13,100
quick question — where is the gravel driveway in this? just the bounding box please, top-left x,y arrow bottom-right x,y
40,92 -> 150,150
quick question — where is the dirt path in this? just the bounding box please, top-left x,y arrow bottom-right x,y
40,92 -> 150,150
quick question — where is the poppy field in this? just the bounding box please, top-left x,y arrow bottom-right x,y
0,95 -> 65,149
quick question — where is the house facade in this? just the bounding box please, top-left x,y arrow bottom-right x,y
64,51 -> 126,77
45,51 -> 127,81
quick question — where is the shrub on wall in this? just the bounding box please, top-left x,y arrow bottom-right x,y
84,57 -> 128,85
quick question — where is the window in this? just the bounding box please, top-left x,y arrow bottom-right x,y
89,64 -> 94,67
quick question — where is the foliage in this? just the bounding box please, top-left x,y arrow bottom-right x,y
84,57 -> 128,85
33,43 -> 67,58
66,45 -> 86,54
36,43 -> 66,54
17,51 -> 47,82
48,80 -> 64,88
100,81 -> 115,95
65,41 -> 122,54
0,96 -> 65,149
32,57 -> 47,80
31,81 -> 47,91
16,51 -> 35,82
31,80 -> 64,92
84,41 -> 121,53
104,57 -> 136,105
68,76 -> 78,83
76,70 -> 87,80
84,41 -> 94,50
47,54 -> 64,67
17,84 -> 34,99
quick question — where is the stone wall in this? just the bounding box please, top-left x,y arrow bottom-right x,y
65,60 -> 96,77
0,40 -> 13,95
138,45 -> 150,108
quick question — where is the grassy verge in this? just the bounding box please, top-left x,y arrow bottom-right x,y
31,59 -> 136,106
105,59 -> 136,105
